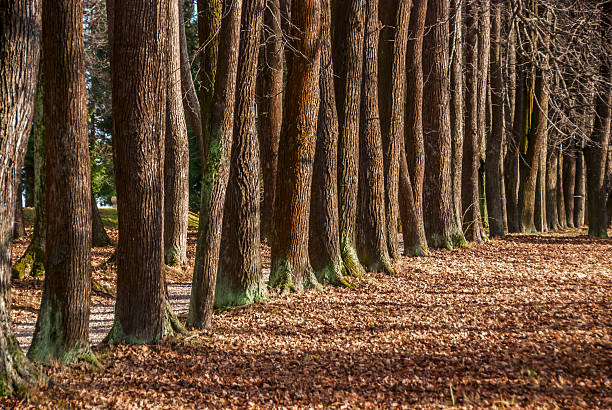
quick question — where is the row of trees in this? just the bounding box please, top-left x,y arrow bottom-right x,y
0,0 -> 610,396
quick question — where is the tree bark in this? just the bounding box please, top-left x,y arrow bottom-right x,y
562,146 -> 576,228
535,131 -> 547,232
91,188 -> 111,247
259,0 -> 283,244
106,0 -> 181,344
0,0 -> 42,395
29,0 -> 93,363
357,0 -> 394,275
333,0 -> 366,278
164,0 -> 190,266
584,1 -> 611,238
309,0 -> 346,286
188,0 -> 242,329
217,0 -> 266,307
270,0 -> 321,291
557,150 -> 567,228
450,0 -> 464,229
574,141 -> 586,227
486,1 -> 505,237
546,145 -> 559,230
505,23 -> 521,233
422,0 -> 465,249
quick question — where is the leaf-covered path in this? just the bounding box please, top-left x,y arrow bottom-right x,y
5,228 -> 612,408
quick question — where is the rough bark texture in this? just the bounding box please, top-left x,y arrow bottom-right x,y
188,0 -> 242,329
462,1 -> 486,242
574,143 -> 586,227
357,0 -> 394,275
259,0 -> 283,244
106,0 -> 180,344
29,0 -> 93,364
270,0 -> 321,291
196,0 -> 222,168
164,0 -> 190,266
486,2 -> 505,237
546,146 -> 559,230
422,0 -> 465,249
91,188 -> 111,247
535,132 -> 547,232
0,0 -> 41,395
404,0 -> 429,251
557,150 -> 567,228
505,24 -> 521,233
217,0 -> 266,307
562,146 -> 576,228
309,0 -> 346,286
584,1 -> 611,238
333,0 -> 366,278
450,0 -> 464,229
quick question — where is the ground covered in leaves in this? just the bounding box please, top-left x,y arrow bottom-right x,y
4,225 -> 612,408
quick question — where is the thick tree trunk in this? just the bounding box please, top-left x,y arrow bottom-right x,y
333,0 -> 366,278
29,0 -> 93,363
0,0 -> 41,395
563,146 -> 576,228
486,2 -> 505,237
462,1 -> 486,242
196,0 -> 222,168
188,0 -> 242,329
91,188 -> 111,247
450,0 -> 464,229
164,0 -> 190,266
422,0 -> 465,249
12,88 -> 46,280
269,0 -> 321,291
217,0 -> 265,307
403,0 -> 429,252
584,1 -> 611,238
357,0 -> 394,275
309,0 -> 346,286
259,0 -> 283,244
106,0 -> 182,344
546,145 -> 559,230
574,142 -> 586,227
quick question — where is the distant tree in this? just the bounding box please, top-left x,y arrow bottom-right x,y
91,187 -> 111,247
0,0 -> 42,395
562,144 -> 576,228
217,0 -> 266,307
13,184 -> 25,239
422,0 -> 465,249
29,0 -> 94,363
188,0 -> 242,329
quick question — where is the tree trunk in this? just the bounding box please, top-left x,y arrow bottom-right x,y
0,0 -> 42,395
196,0 -> 222,168
546,145 -> 559,230
309,0 -> 346,286
106,0 -> 181,344
403,0 -> 429,252
29,0 -> 93,363
333,0 -> 366,278
476,0 -> 490,237
12,86 -> 46,280
13,184 -> 25,239
462,0 -> 486,242
505,23 -> 521,233
422,0 -> 465,249
557,150 -> 567,228
164,0 -> 190,266
259,0 -> 283,244
270,0 -> 321,291
188,0 -> 242,329
584,1 -> 611,238
216,0 -> 266,307
563,146 -> 576,228
574,141 -> 586,227
486,1 -> 505,237
91,188 -> 111,247
357,0 -> 394,275
450,0 -> 464,229
535,132 -> 547,232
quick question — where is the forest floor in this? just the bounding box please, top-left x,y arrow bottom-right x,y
3,218 -> 612,408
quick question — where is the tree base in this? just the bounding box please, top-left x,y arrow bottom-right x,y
11,244 -> 45,279
340,237 -> 365,279
269,258 -> 320,293
314,259 -> 351,287
214,278 -> 267,308
404,244 -> 430,257
0,333 -> 40,397
164,245 -> 186,267
362,255 -> 395,276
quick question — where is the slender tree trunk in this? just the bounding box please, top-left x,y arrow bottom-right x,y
196,0 -> 222,168
535,132 -> 547,232
450,0 -> 464,228
422,0 -> 465,249
574,140 -> 586,227
259,0 -> 283,244
106,0 -> 182,344
486,1 -> 505,237
269,0 -> 321,291
333,0 -> 366,278
29,0 -> 93,363
309,0 -> 346,285
563,146 -> 576,228
13,184 -> 25,239
188,0 -> 242,329
476,0 -> 490,238
546,145 -> 559,230
357,0 -> 394,275
557,151 -> 567,228
164,0 -> 190,266
12,86 -> 46,279
584,1 -> 611,237
505,24 -> 521,233
404,0 -> 429,251
0,0 -> 41,395
91,188 -> 111,247
217,0 -> 265,307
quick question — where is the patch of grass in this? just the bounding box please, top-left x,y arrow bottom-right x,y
98,208 -> 118,228
188,211 -> 199,228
